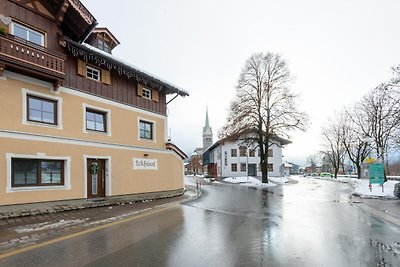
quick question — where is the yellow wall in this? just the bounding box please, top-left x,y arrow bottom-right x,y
0,72 -> 184,206
0,75 -> 166,149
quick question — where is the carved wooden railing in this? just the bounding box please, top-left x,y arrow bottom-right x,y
0,34 -> 65,78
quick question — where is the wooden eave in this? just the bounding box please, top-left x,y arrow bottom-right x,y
63,37 -> 189,97
166,142 -> 188,160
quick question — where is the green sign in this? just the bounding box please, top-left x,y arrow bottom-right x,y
369,163 -> 384,184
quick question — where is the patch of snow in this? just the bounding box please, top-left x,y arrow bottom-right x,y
353,180 -> 397,199
14,218 -> 89,234
223,176 -> 276,188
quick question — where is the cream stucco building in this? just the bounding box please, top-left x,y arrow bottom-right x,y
0,0 -> 188,206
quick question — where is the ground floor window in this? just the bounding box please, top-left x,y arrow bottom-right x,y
267,163 -> 274,172
231,163 -> 237,172
240,163 -> 247,172
12,158 -> 64,187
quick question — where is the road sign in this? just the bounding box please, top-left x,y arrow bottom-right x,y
369,163 -> 384,184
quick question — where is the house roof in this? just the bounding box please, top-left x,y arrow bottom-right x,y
203,134 -> 291,154
63,37 -> 189,97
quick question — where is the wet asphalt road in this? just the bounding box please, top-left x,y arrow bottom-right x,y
1,176 -> 400,267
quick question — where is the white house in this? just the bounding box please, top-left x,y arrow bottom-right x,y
203,136 -> 291,178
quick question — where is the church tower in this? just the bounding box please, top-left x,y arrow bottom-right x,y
203,107 -> 213,149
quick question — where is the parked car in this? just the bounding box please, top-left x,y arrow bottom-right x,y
320,172 -> 333,178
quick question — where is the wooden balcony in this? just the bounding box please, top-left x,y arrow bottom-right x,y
0,34 -> 66,87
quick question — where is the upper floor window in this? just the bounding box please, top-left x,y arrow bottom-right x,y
268,149 -> 274,157
139,120 -> 153,140
142,88 -> 152,100
249,149 -> 256,157
97,39 -> 110,53
86,65 -> 101,81
239,146 -> 247,157
11,22 -> 44,46
231,149 -> 237,157
27,95 -> 57,125
137,84 -> 159,102
86,109 -> 106,132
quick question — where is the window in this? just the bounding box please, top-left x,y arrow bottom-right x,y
27,95 -> 57,125
142,88 -> 152,99
140,120 -> 153,140
86,109 -> 106,132
86,65 -> 101,81
12,158 -> 64,187
239,146 -> 247,157
268,164 -> 274,172
97,39 -> 110,53
268,149 -> 274,157
231,149 -> 237,157
231,163 -> 237,172
249,149 -> 256,157
11,22 -> 45,46
240,163 -> 247,172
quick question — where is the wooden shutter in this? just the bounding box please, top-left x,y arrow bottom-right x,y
101,70 -> 111,85
152,89 -> 159,102
77,59 -> 86,76
137,83 -> 143,96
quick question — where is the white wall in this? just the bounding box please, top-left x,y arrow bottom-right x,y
210,141 -> 283,178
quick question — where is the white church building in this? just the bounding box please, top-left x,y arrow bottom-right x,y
203,137 -> 291,178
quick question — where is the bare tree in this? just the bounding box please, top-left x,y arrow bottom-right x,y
352,85 -> 400,178
188,152 -> 202,176
320,115 -> 346,178
306,154 -> 319,173
341,110 -> 371,178
220,52 -> 309,183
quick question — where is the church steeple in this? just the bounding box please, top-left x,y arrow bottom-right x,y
202,107 -> 213,149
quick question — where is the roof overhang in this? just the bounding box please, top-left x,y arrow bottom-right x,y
63,38 -> 189,97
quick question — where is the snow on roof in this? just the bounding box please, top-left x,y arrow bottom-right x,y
74,41 -> 189,97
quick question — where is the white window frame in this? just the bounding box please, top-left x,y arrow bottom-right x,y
22,88 -> 63,130
142,87 -> 152,100
138,117 -> 156,143
10,21 -> 45,46
86,65 -> 101,81
82,103 -> 111,136
6,153 -> 71,192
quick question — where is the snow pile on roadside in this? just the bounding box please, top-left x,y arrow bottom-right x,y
223,176 -> 276,188
269,177 -> 289,184
353,179 -> 398,199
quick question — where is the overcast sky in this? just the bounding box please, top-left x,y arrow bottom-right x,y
82,0 -> 400,165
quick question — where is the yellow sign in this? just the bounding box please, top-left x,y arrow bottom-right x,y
365,158 -> 376,164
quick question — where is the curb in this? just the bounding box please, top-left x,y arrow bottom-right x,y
0,188 -> 187,221
350,195 -> 400,228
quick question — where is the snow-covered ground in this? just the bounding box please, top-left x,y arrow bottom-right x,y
297,175 -> 398,199
353,179 -> 398,199
223,176 -> 289,188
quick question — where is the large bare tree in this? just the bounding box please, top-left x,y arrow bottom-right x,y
340,110 -> 371,178
320,115 -> 346,178
352,85 -> 400,177
220,52 -> 309,183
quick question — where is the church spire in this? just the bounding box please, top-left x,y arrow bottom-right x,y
202,107 -> 213,149
204,106 -> 210,132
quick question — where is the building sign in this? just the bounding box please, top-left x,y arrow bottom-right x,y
369,163 -> 384,184
224,151 -> 227,167
133,158 -> 158,170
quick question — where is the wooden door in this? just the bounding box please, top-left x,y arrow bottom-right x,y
87,159 -> 106,198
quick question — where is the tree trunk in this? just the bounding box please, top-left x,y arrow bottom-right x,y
261,161 -> 268,183
356,164 -> 362,179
